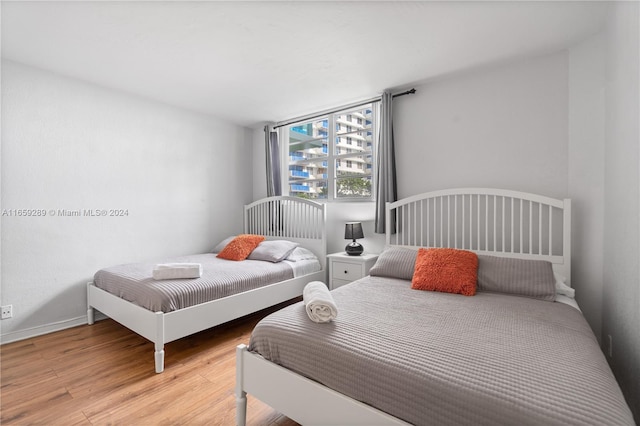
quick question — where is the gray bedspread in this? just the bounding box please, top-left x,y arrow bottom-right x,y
249,276 -> 634,425
94,254 -> 295,312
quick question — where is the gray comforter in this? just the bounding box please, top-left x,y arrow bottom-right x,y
249,276 -> 634,425
94,254 -> 294,312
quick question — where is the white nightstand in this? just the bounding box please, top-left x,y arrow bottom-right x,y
327,252 -> 379,290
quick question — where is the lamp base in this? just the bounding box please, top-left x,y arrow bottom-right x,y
345,241 -> 363,256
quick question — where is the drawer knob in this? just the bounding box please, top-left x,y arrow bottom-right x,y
344,270 -> 348,274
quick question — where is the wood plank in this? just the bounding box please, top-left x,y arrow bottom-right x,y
1,305 -> 299,426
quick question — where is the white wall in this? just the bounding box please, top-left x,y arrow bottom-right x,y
568,32 -> 606,341
0,60 -> 253,342
602,2 -> 640,420
394,52 -> 569,200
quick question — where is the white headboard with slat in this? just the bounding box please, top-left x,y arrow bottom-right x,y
386,188 -> 571,284
244,196 -> 327,270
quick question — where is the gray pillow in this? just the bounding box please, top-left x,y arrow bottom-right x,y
369,246 -> 418,281
477,255 -> 556,301
212,236 -> 235,253
247,240 -> 299,263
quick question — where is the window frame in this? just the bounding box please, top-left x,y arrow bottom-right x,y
282,103 -> 378,202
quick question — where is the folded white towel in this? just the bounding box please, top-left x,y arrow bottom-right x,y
303,281 -> 338,323
152,263 -> 202,280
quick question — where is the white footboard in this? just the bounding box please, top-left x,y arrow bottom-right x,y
235,344 -> 410,426
87,269 -> 325,373
87,281 -> 167,372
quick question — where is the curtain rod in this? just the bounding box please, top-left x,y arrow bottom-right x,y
272,88 -> 416,130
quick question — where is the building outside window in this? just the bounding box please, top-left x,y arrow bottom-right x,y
286,103 -> 377,200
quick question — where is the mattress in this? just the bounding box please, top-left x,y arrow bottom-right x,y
248,276 -> 634,425
94,253 -> 320,313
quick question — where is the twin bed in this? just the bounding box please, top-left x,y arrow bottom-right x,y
236,188 -> 634,425
87,196 -> 326,373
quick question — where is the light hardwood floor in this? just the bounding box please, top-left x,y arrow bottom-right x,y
1,306 -> 299,425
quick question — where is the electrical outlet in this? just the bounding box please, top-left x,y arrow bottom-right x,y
608,334 -> 613,357
1,305 -> 13,319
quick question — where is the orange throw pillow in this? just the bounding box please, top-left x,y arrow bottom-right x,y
216,234 -> 265,261
411,248 -> 478,296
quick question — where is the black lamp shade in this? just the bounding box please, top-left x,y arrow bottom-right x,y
344,222 -> 364,240
344,222 -> 364,256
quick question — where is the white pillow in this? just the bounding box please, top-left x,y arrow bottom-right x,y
285,247 -> 317,262
554,272 -> 575,298
247,240 -> 299,263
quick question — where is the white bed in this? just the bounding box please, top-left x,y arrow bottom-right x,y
234,188 -> 634,425
87,196 -> 326,373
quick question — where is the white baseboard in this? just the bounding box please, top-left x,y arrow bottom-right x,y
0,312 -> 108,345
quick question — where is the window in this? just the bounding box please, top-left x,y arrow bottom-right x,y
285,103 -> 377,201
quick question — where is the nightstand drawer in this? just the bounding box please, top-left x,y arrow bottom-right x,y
332,261 -> 363,281
326,252 -> 379,290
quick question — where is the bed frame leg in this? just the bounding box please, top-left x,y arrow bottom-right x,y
86,282 -> 95,325
154,345 -> 165,373
236,391 -> 247,426
236,344 -> 248,426
154,312 -> 165,373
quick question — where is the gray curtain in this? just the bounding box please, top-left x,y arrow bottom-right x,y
374,91 -> 397,233
265,125 -> 282,197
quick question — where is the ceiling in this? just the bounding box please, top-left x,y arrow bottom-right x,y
1,1 -> 609,128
